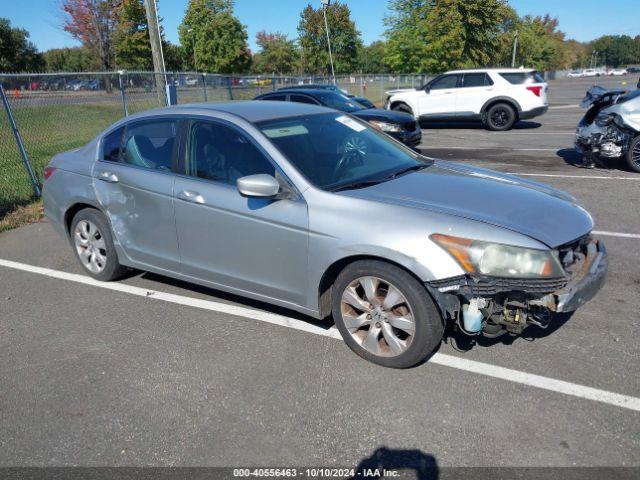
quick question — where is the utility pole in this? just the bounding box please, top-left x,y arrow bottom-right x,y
144,0 -> 167,105
321,0 -> 336,84
511,31 -> 518,68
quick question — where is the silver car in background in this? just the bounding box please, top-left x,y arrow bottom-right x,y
43,101 -> 607,368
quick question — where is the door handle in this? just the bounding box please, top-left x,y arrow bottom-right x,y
177,190 -> 205,204
98,171 -> 119,183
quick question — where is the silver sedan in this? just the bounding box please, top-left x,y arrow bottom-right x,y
43,101 -> 607,368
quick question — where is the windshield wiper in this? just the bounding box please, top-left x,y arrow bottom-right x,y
385,163 -> 431,179
329,178 -> 388,192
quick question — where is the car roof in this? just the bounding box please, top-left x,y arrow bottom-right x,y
265,88 -> 334,97
444,68 -> 536,74
123,100 -> 333,123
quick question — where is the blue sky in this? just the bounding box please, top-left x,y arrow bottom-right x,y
7,0 -> 640,53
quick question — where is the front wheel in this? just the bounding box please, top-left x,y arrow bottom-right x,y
332,260 -> 444,368
485,103 -> 516,131
626,136 -> 640,173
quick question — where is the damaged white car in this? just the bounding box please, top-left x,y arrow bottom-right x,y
575,86 -> 640,172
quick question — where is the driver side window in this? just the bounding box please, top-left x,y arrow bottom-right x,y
429,74 -> 460,90
187,121 -> 275,186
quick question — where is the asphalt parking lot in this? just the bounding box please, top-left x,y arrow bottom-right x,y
1,76 -> 639,470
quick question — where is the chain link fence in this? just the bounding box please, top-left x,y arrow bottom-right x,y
0,71 -> 427,218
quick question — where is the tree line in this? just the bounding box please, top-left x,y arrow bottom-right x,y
1,0 -> 640,75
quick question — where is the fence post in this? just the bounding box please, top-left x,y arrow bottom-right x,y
118,72 -> 129,116
227,76 -> 234,101
202,73 -> 207,102
0,83 -> 41,198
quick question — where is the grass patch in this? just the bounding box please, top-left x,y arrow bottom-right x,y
1,102 -> 126,220
0,199 -> 43,233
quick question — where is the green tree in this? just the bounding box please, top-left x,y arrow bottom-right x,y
163,42 -> 185,71
359,41 -> 388,73
178,0 -> 251,73
384,0 -> 512,74
113,0 -> 153,70
591,35 -> 640,67
43,47 -> 98,72
514,15 -> 565,71
297,2 -> 362,74
0,18 -> 44,72
252,31 -> 299,74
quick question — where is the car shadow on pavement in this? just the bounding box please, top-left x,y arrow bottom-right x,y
443,311 -> 575,352
557,147 -> 630,171
349,446 -> 438,480
138,271 -> 334,330
419,120 -> 541,130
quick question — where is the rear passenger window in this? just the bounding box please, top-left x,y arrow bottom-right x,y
102,127 -> 124,162
261,94 -> 287,101
499,71 -> 545,84
290,94 -> 318,105
187,121 -> 275,186
119,120 -> 178,171
462,73 -> 493,87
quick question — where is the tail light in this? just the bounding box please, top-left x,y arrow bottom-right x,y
526,86 -> 543,97
43,166 -> 56,181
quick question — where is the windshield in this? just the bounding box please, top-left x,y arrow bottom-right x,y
315,91 -> 364,112
257,113 -> 429,191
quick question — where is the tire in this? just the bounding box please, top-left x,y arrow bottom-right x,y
485,103 -> 516,131
625,135 -> 640,173
331,260 -> 444,368
391,103 -> 413,116
70,208 -> 128,281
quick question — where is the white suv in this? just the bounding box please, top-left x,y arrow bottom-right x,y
385,69 -> 549,131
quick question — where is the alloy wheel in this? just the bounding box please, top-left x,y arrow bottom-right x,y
74,220 -> 107,274
491,107 -> 510,127
340,276 -> 415,357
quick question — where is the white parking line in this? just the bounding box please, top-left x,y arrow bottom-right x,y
507,173 -> 640,180
548,104 -> 580,109
593,230 -> 640,239
1,257 -> 639,412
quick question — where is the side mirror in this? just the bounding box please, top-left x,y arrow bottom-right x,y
424,86 -> 431,94
237,174 -> 281,198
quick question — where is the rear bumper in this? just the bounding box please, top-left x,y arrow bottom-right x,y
553,239 -> 608,313
519,105 -> 548,120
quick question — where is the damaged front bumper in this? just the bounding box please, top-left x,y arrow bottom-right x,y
575,123 -> 630,158
426,236 -> 607,336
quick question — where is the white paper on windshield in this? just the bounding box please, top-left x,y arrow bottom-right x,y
336,115 -> 366,132
262,125 -> 308,138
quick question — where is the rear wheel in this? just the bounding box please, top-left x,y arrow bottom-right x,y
70,209 -> 127,281
485,103 -> 516,131
626,136 -> 640,173
332,260 -> 444,368
392,103 -> 413,116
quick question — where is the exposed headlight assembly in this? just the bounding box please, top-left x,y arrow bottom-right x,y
431,234 -> 565,278
369,120 -> 403,132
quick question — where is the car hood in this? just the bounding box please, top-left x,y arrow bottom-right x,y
385,88 -> 417,96
353,108 -> 414,123
340,162 -> 593,248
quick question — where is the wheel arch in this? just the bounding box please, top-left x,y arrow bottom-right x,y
481,96 -> 522,119
389,100 -> 415,116
317,254 -> 432,319
64,201 -> 104,236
